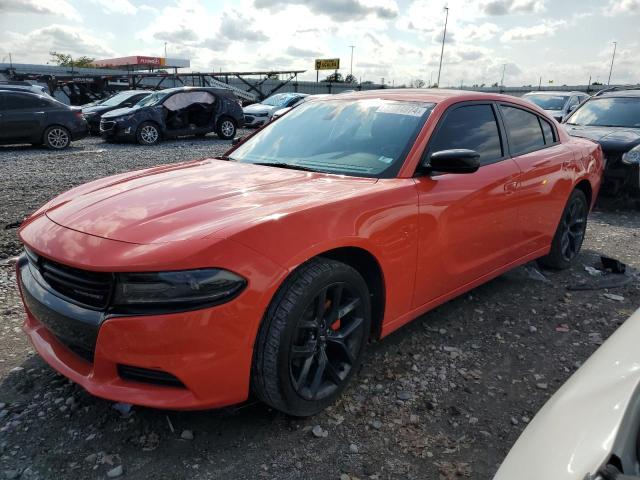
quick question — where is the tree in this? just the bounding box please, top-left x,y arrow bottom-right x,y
322,72 -> 343,82
344,74 -> 357,84
49,51 -> 95,68
409,78 -> 426,88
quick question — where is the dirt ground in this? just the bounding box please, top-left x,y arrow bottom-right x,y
0,137 -> 638,480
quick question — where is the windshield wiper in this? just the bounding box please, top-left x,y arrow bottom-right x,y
252,162 -> 321,173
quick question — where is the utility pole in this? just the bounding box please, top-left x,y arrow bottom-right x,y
164,42 -> 167,58
538,76 -> 542,90
500,63 -> 507,89
348,45 -> 355,77
429,71 -> 433,87
436,6 -> 449,88
607,41 -> 617,85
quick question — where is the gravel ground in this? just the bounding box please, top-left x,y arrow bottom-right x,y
0,136 -> 639,480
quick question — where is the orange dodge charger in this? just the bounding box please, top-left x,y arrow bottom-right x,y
17,90 -> 603,416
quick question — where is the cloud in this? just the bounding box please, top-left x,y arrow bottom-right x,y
253,0 -> 399,21
90,0 -> 137,15
153,26 -> 199,44
501,20 -> 565,41
4,24 -> 115,63
607,0 -> 640,14
481,0 -> 546,15
286,46 -> 324,58
0,0 -> 80,20
220,10 -> 269,42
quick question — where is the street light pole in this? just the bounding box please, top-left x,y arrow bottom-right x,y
164,42 -> 167,58
348,45 -> 355,77
607,41 -> 617,85
436,6 -> 449,88
500,63 -> 507,88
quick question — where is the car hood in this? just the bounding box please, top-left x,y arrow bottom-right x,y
243,104 -> 276,115
102,106 -> 140,119
82,105 -> 113,115
543,109 -> 563,118
564,125 -> 640,152
43,159 -> 377,244
494,308 -> 640,480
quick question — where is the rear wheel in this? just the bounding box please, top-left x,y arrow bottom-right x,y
43,126 -> 70,149
136,122 -> 160,146
216,117 -> 236,140
252,258 -> 371,416
539,189 -> 588,269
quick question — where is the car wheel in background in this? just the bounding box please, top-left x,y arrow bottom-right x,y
539,189 -> 588,269
136,122 -> 160,146
252,258 -> 371,416
216,117 -> 236,140
43,126 -> 71,149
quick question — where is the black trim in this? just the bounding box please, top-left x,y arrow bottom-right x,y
117,365 -> 186,388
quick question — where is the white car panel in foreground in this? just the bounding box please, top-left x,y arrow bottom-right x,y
495,308 -> 640,480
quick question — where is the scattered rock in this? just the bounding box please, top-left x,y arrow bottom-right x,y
311,425 -> 328,438
536,383 -> 549,390
180,430 -> 194,440
603,293 -> 625,302
349,443 -> 359,454
370,419 -> 383,430
106,465 -> 123,478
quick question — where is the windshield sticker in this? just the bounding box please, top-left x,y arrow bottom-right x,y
377,156 -> 394,164
377,104 -> 427,117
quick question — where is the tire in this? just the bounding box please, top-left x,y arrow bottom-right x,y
43,126 -> 71,149
136,122 -> 160,146
539,189 -> 588,270
252,258 -> 371,416
216,117 -> 236,140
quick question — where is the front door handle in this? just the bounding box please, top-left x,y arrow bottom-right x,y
504,181 -> 518,194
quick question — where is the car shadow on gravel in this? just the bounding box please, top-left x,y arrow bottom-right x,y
1,245 -> 638,479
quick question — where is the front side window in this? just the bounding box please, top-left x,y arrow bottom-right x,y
427,104 -> 503,166
230,99 -> 434,178
135,91 -> 169,107
565,97 -> 640,128
500,105 -> 546,156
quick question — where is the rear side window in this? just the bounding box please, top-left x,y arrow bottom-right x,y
4,94 -> 48,110
500,105 -> 545,155
540,118 -> 556,144
428,104 -> 503,166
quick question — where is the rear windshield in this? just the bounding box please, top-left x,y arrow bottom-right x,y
230,99 -> 434,178
523,94 -> 568,110
566,97 -> 640,128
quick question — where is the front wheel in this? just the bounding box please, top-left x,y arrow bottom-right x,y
43,126 -> 71,149
539,189 -> 588,269
136,122 -> 160,146
216,118 -> 236,140
252,258 -> 371,416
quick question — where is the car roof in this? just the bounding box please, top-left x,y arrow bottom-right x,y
0,89 -> 44,97
330,88 -> 540,105
158,86 -> 236,97
523,91 -> 585,96
596,89 -> 640,98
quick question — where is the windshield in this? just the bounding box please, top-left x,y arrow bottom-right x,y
135,91 -> 168,107
566,97 -> 640,127
262,93 -> 297,107
99,92 -> 139,107
523,94 -> 569,110
230,99 -> 434,178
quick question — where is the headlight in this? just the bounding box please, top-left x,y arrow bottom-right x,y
115,114 -> 136,122
622,145 -> 640,165
112,269 -> 246,313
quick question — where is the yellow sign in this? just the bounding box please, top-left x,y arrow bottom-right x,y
315,58 -> 340,70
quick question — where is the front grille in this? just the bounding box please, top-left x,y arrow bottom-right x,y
244,115 -> 255,123
117,365 -> 186,388
100,120 -> 116,132
25,249 -> 113,309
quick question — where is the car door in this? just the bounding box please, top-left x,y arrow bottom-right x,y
0,92 -> 47,142
412,102 -> 523,307
498,104 -> 574,253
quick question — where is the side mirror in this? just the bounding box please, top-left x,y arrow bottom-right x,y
231,136 -> 244,146
424,149 -> 480,174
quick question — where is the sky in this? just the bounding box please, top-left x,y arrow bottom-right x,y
0,0 -> 639,87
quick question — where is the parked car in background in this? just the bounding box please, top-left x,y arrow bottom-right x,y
271,94 -> 330,120
0,81 -> 52,98
243,92 -> 309,127
99,86 -> 243,145
82,90 -> 151,134
522,91 -> 589,122
495,308 -> 640,480
563,88 -> 640,203
0,90 -> 88,149
17,90 -> 602,416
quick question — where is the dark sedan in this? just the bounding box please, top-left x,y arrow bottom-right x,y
82,90 -> 151,134
99,87 -> 244,145
563,89 -> 640,203
0,90 -> 88,149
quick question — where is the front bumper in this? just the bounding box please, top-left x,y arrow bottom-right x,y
99,118 -> 136,141
243,114 -> 269,127
16,216 -> 288,410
